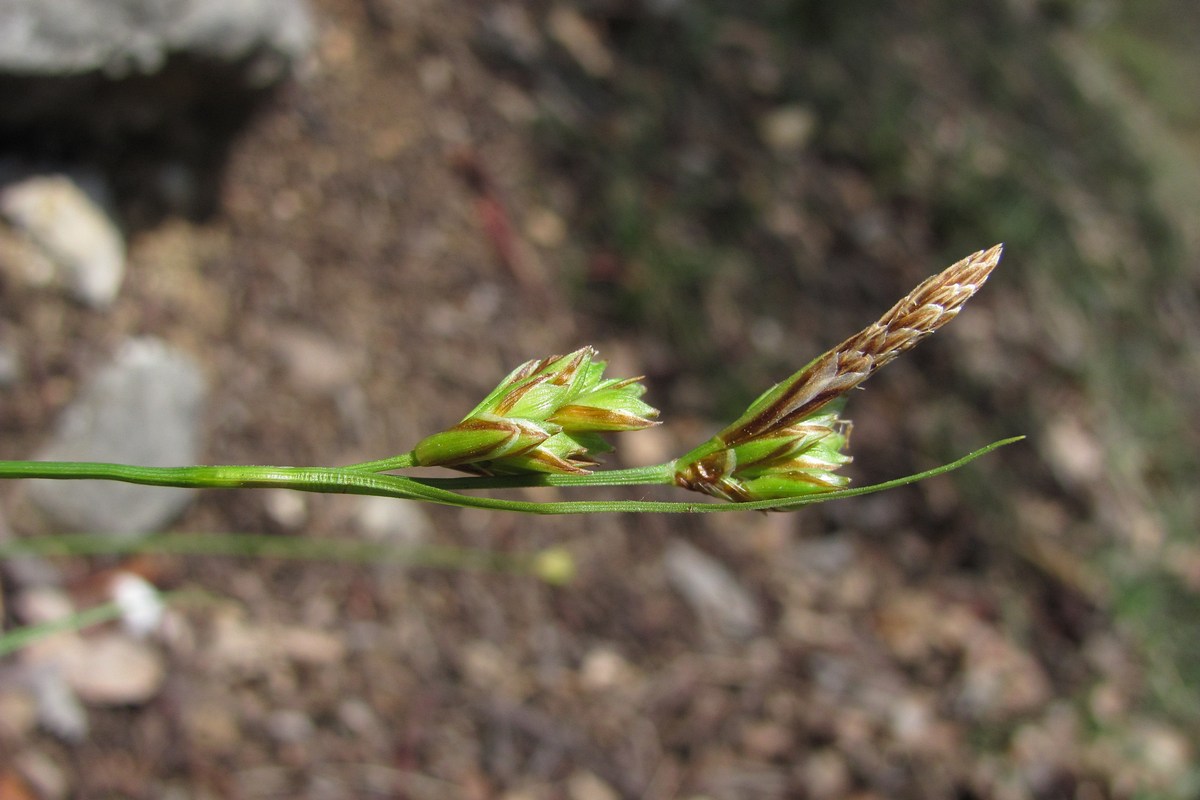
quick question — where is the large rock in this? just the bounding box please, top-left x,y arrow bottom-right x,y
0,170 -> 126,308
0,0 -> 312,78
0,0 -> 313,212
29,337 -> 208,536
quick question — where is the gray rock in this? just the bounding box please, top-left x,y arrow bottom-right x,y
0,342 -> 20,386
664,539 -> 762,641
0,0 -> 313,191
60,631 -> 167,706
29,337 -> 207,536
476,5 -> 545,68
29,667 -> 88,742
0,171 -> 125,308
354,495 -> 433,546
0,0 -> 312,79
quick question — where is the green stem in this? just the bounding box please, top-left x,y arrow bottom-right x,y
343,454 -> 676,489
0,600 -> 126,658
343,449 -> 677,489
0,589 -> 211,658
408,462 -> 677,490
0,436 -> 1022,514
344,452 -> 418,472
0,532 -> 544,574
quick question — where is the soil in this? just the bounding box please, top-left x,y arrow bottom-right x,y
1,1 -> 1195,798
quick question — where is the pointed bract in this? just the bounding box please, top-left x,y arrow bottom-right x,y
717,244 -> 1001,448
413,346 -> 659,474
413,416 -> 553,468
675,407 -> 852,503
674,245 -> 1000,503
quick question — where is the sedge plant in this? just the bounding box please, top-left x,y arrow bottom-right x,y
0,245 -> 1019,514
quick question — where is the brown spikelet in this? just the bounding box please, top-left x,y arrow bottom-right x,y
721,244 -> 1003,446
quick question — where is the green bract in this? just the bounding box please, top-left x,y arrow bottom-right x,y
0,247 -> 1010,516
412,415 -> 551,468
411,347 -> 659,474
674,406 -> 852,502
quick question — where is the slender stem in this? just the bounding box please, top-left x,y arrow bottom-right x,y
344,452 -> 418,472
0,532 -> 544,574
0,436 -> 1022,514
0,600 -> 126,657
342,452 -> 677,489
408,462 -> 677,490
0,461 -> 408,492
0,459 -> 676,493
0,589 -> 211,658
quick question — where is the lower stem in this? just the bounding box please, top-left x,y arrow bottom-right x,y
341,452 -> 678,490
0,458 -> 681,513
0,461 -> 407,493
411,462 -> 677,490
0,436 -> 1024,514
343,452 -> 418,472
0,458 -> 703,513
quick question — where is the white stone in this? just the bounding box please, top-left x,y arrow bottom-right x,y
111,572 -> 165,637
355,495 -> 433,546
0,172 -> 125,308
61,632 -> 166,705
664,539 -> 761,640
0,0 -> 312,77
29,337 -> 207,536
761,105 -> 816,154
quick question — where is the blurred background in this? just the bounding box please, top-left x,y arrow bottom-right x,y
1,0 -> 1198,797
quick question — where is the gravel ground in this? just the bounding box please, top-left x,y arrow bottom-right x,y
1,2 -> 1196,798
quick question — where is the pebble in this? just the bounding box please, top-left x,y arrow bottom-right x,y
477,4 -> 545,66
207,610 -> 269,674
525,206 -> 567,248
272,327 -> 363,396
664,539 -> 761,640
0,686 -> 39,741
760,105 -> 816,154
336,698 -> 383,738
60,632 -> 166,705
889,694 -> 934,746
1130,720 -> 1191,782
263,488 -> 308,530
29,337 -> 208,536
0,343 -> 20,386
579,646 -> 634,691
740,721 -> 793,759
800,749 -> 851,800
266,709 -> 315,743
1042,415 -> 1104,488
957,628 -> 1052,720
277,626 -> 346,666
180,700 -> 241,753
110,572 -> 166,637
14,585 -> 75,625
566,771 -> 619,800
28,669 -> 87,741
354,495 -> 432,546
548,6 -> 614,78
791,535 -> 855,576
13,749 -> 71,800
417,56 -> 455,96
0,172 -> 125,308
461,640 -> 526,697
